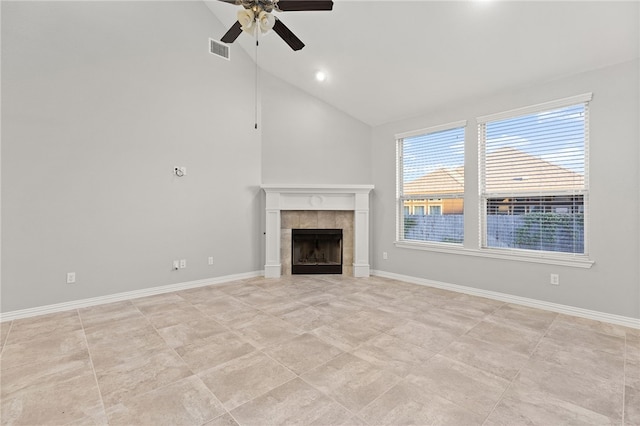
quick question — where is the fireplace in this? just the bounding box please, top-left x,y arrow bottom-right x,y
292,229 -> 343,274
261,184 -> 374,278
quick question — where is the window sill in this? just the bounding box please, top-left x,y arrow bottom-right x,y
394,241 -> 594,269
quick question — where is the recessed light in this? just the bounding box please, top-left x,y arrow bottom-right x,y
315,71 -> 327,82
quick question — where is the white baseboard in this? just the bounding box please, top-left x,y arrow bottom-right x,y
0,271 -> 264,322
371,269 -> 640,330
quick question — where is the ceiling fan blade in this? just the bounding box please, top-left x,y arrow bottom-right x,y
272,18 -> 305,51
221,21 -> 243,44
275,0 -> 333,11
217,0 -> 242,4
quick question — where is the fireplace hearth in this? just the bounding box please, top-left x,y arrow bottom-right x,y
292,229 -> 343,274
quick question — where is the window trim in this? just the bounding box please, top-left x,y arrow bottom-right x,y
394,94 -> 595,269
478,93 -> 592,259
396,120 -> 467,246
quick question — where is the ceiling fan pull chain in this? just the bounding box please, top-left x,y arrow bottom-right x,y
254,24 -> 259,130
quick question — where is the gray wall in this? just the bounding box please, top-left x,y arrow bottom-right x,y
260,72 -> 372,185
1,1 -> 263,311
371,59 -> 640,319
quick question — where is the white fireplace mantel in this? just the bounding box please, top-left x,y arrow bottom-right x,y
261,184 -> 374,278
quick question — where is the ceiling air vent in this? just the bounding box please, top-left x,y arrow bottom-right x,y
209,38 -> 230,60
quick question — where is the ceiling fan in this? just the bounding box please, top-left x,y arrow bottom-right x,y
218,0 -> 333,51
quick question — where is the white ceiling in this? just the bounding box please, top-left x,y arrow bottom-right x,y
204,0 -> 640,126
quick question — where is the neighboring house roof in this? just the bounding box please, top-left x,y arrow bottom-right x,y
404,147 -> 584,195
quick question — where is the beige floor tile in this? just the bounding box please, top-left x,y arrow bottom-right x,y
387,319 -> 460,353
1,330 -> 88,369
544,321 -> 626,355
1,275 -> 632,425
278,304 -> 341,331
177,285 -> 227,304
156,317 -> 229,348
0,321 -> 11,352
349,308 -> 407,332
257,300 -> 308,317
360,380 -> 484,426
514,358 -> 623,420
485,384 -> 618,426
174,331 -> 256,373
105,375 -> 224,426
1,350 -> 92,398
409,306 -> 481,335
301,352 -> 401,412
438,296 -> 503,319
229,378 -> 355,426
294,287 -> 341,306
145,304 -> 213,329
1,370 -> 106,425
465,320 -> 544,355
232,288 -> 284,307
407,354 -> 510,417
5,310 -> 82,346
78,300 -> 141,329
552,313 -> 629,338
199,351 -> 296,410
485,303 -> 557,332
625,385 -> 640,425
87,329 -> 168,370
230,312 -> 303,349
438,334 -> 529,380
265,333 -> 343,375
532,337 -> 625,382
311,317 -> 381,352
203,413 -> 240,426
132,292 -> 186,309
96,348 -> 192,407
351,333 -> 436,378
193,296 -> 262,325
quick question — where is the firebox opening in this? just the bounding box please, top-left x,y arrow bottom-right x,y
291,229 -> 343,274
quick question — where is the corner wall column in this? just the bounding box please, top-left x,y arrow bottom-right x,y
264,192 -> 282,278
353,192 -> 371,277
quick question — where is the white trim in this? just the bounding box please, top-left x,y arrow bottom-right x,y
371,269 -> 639,330
395,119 -> 467,140
0,271 -> 263,323
260,184 -> 374,278
477,92 -> 593,124
394,241 -> 594,268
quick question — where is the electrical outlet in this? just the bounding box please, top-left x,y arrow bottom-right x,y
179,259 -> 187,269
173,260 -> 180,270
67,272 -> 76,284
550,273 -> 560,285
383,252 -> 388,260
208,256 -> 214,265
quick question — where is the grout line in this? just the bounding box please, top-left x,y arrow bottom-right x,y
622,333 -> 627,426
76,308 -> 109,422
480,311 -> 558,425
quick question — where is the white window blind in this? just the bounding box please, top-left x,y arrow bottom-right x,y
397,122 -> 465,244
479,94 -> 590,255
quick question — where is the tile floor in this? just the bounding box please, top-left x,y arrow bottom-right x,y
1,275 -> 639,425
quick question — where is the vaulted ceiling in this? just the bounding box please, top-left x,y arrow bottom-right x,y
204,0 -> 639,126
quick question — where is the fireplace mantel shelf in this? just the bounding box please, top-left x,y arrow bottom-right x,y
260,184 -> 374,278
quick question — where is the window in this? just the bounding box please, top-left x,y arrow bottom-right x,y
429,205 -> 442,215
396,121 -> 466,245
478,94 -> 591,255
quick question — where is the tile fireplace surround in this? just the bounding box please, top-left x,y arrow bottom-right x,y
261,184 -> 374,278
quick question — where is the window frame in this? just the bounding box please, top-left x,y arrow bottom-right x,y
396,120 -> 467,247
478,93 -> 592,260
393,95 -> 594,269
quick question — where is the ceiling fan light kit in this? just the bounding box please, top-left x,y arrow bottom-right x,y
219,0 -> 333,51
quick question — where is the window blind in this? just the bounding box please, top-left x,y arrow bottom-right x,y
397,123 -> 465,245
479,97 -> 590,255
